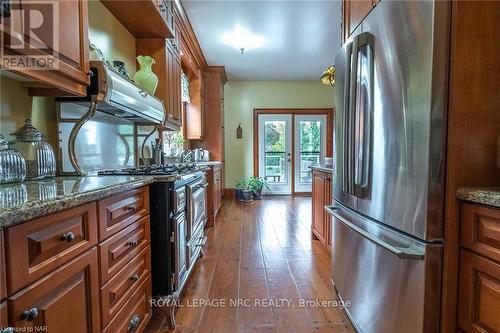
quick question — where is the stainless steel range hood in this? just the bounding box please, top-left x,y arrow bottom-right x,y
56,61 -> 165,175
61,60 -> 165,125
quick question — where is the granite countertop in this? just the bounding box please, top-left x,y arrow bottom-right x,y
310,165 -> 333,173
457,188 -> 500,208
0,176 -> 154,227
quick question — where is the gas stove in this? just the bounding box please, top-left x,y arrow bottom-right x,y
98,163 -> 203,181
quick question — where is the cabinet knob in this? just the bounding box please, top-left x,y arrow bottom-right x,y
126,204 -> 137,211
86,71 -> 94,77
130,273 -> 140,282
60,232 -> 75,242
128,240 -> 139,247
21,307 -> 39,322
128,314 -> 141,332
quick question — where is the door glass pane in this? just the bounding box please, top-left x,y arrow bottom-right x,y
299,121 -> 321,183
264,121 -> 287,184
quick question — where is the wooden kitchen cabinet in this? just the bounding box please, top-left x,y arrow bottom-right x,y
0,302 -> 8,330
6,202 -> 98,294
311,169 -> 332,250
206,164 -> 225,228
343,0 -> 378,40
8,248 -> 101,333
136,35 -> 182,130
101,0 -> 174,38
191,66 -> 227,161
1,0 -> 90,96
458,202 -> 500,333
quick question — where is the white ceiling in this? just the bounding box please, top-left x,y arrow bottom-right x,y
181,0 -> 342,81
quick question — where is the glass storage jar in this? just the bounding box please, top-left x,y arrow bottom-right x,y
10,119 -> 56,179
0,134 -> 26,183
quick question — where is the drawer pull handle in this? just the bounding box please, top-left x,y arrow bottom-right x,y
128,240 -> 139,247
60,232 -> 75,242
21,307 -> 39,322
128,314 -> 140,332
125,204 -> 137,212
130,273 -> 140,282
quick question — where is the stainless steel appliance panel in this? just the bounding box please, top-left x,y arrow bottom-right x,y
172,187 -> 186,215
173,212 -> 187,291
327,205 -> 442,333
187,178 -> 207,239
333,1 -> 450,241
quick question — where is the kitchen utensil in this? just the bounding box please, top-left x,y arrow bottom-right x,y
0,134 -> 26,183
10,119 -> 56,179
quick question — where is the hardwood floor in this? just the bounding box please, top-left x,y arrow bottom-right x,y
145,196 -> 353,333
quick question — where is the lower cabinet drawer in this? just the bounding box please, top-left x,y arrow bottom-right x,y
102,275 -> 152,333
99,215 -> 150,284
6,202 -> 98,293
100,247 -> 151,327
459,249 -> 500,333
8,248 -> 100,333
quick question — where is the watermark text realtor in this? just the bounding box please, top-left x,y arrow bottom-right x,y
1,0 -> 59,70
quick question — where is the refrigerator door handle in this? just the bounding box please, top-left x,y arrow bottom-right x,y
353,32 -> 374,198
325,205 -> 425,260
342,41 -> 355,195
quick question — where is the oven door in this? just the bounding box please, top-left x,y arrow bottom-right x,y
187,179 -> 207,239
172,212 -> 187,291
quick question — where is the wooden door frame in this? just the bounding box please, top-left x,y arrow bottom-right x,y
253,108 -> 334,195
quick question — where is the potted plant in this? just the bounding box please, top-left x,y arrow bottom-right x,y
249,177 -> 269,200
235,178 -> 248,200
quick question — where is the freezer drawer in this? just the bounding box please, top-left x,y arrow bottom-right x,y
326,205 -> 442,333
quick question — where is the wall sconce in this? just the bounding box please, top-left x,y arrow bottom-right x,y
320,66 -> 335,86
236,124 -> 243,139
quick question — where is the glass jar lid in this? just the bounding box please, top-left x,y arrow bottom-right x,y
10,119 -> 44,142
0,135 -> 8,150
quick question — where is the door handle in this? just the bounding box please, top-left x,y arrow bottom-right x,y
325,205 -> 425,260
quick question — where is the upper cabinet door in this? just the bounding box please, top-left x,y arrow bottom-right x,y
343,0 -> 376,40
1,0 -> 90,96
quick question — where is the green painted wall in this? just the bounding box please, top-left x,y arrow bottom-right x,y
223,81 -> 334,188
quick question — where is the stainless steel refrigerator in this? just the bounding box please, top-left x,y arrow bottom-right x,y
327,1 -> 450,332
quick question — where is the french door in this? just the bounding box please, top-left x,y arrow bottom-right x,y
294,115 -> 327,192
257,113 -> 328,194
258,114 -> 292,194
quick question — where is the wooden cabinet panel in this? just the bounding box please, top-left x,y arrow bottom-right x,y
0,301 -> 9,331
0,232 -> 6,301
312,170 -> 326,243
325,173 -> 332,251
6,202 -> 98,294
459,249 -> 500,333
343,0 -> 376,40
98,216 -> 150,284
101,0 -> 174,38
102,276 -> 152,333
8,247 -> 100,333
461,203 -> 500,263
1,0 -> 90,96
100,247 -> 151,328
97,187 -> 149,241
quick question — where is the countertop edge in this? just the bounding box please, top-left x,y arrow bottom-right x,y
457,188 -> 500,208
0,177 -> 155,228
309,165 -> 334,173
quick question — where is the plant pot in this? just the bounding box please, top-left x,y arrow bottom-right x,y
240,190 -> 253,203
235,189 -> 243,200
252,189 -> 263,200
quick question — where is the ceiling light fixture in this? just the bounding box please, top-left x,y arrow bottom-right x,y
221,25 -> 264,54
320,66 -> 335,86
